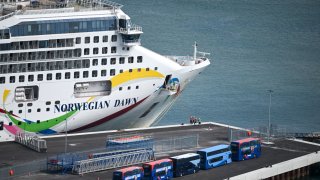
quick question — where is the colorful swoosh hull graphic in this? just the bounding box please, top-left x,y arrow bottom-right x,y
0,69 -> 163,135
111,68 -> 164,88
69,96 -> 148,132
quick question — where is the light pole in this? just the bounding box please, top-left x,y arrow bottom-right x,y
65,118 -> 68,154
267,90 -> 273,144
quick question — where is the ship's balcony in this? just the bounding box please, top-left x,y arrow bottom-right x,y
118,24 -> 143,35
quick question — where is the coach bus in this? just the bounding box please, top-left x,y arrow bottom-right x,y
142,158 -> 173,180
231,137 -> 261,161
169,153 -> 200,177
113,166 -> 144,180
197,144 -> 232,170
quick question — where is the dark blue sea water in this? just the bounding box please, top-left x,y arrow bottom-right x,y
117,0 -> 320,133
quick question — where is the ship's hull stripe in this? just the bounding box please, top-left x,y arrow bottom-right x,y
69,96 -> 149,133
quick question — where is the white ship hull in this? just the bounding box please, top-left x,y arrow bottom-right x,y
0,1 -> 210,142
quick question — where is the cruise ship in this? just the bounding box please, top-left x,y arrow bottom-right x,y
0,0 -> 210,142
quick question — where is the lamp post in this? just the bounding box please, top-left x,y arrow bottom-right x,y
267,90 -> 273,144
65,118 -> 68,154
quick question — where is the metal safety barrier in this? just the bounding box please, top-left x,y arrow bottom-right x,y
72,148 -> 155,175
15,131 -> 47,153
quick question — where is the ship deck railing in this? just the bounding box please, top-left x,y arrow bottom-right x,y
0,0 -> 123,20
166,55 -> 209,66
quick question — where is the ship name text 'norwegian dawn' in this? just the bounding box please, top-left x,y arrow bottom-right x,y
0,0 -> 210,142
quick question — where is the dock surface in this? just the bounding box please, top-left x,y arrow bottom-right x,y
1,123 -> 319,179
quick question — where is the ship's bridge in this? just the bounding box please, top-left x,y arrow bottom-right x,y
117,13 -> 143,46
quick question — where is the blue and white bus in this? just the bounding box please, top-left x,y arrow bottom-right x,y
169,153 -> 200,177
197,144 -> 232,170
113,166 -> 144,180
142,158 -> 173,180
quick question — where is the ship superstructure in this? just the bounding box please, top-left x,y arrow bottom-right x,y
0,0 -> 210,141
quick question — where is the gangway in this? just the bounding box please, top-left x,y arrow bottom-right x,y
72,148 -> 155,175
15,131 -> 47,152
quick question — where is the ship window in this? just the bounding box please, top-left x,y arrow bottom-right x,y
18,103 -> 23,107
15,85 -> 39,102
65,72 -> 71,79
92,70 -> 98,77
9,122 -> 12,126
82,59 -> 90,68
103,35 -> 108,42
102,47 -> 108,54
92,59 -> 98,66
56,73 -> 61,80
37,74 -> 43,81
74,71 -> 80,79
102,58 -> 107,65
19,110 -> 22,114
110,69 -> 115,76
146,68 -> 150,71
111,35 -> 117,42
28,109 -> 32,113
37,120 -> 40,123
37,108 -> 41,112
127,86 -> 131,90
136,85 -> 139,89
111,58 -> 116,65
83,71 -> 89,78
84,48 -> 90,55
138,68 -> 141,72
19,75 -> 24,82
55,101 -> 60,104
119,57 -> 125,64
93,48 -> 99,54
46,101 -> 51,105
28,75 -> 34,82
101,70 -> 107,76
74,80 -> 112,98
85,37 -> 90,44
94,36 -> 99,43
119,87 -> 122,91
27,103 -> 32,106
155,67 -> 158,70
10,76 -> 15,83
137,56 -> 143,63
46,108 -> 50,112
129,69 -> 133,73
128,57 -> 134,63
120,69 -> 123,73
0,77 -> 4,84
76,37 -> 81,44
111,47 -> 117,53
47,73 -> 52,80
